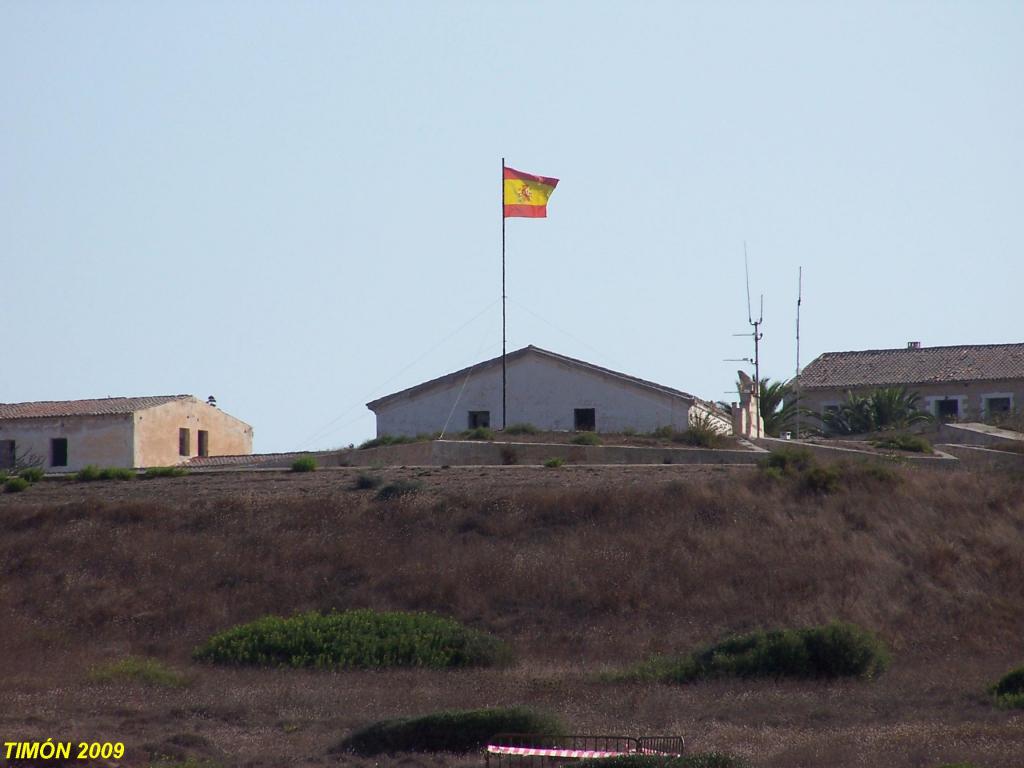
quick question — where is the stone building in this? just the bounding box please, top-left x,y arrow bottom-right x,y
367,345 -> 729,438
798,342 -> 1024,421
0,395 -> 253,472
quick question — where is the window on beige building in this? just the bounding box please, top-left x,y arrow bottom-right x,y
198,430 -> 209,457
179,428 -> 190,456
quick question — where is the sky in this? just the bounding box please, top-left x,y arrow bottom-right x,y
2,1 -> 1021,452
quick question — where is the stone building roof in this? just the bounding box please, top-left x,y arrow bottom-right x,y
0,395 -> 192,420
799,343 -> 1024,390
367,345 -> 699,410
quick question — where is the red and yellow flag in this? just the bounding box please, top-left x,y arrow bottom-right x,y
503,166 -> 559,218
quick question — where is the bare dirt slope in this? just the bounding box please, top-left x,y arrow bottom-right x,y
1,463 -> 1023,767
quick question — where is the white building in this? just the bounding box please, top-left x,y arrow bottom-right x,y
367,345 -> 728,438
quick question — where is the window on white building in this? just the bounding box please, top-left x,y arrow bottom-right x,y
467,411 -> 490,429
574,408 -> 596,431
51,438 -> 68,467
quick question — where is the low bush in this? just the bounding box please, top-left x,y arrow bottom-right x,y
352,473 -> 383,490
504,423 -> 538,436
143,466 -> 189,479
544,457 -> 565,468
359,435 -> 416,450
462,427 -> 495,441
193,609 -> 511,670
500,446 -> 519,465
802,465 -> 841,494
19,467 -> 44,483
4,477 -> 30,493
762,447 -> 815,476
76,465 -> 134,481
991,665 -> 1024,708
650,426 -> 674,439
623,622 -> 889,683
291,456 -> 317,472
872,434 -> 932,453
376,479 -> 422,500
88,656 -> 188,688
335,707 -> 561,756
559,755 -> 751,768
571,432 -> 601,446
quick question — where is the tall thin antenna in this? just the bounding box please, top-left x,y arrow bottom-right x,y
738,243 -> 764,438
795,266 -> 803,439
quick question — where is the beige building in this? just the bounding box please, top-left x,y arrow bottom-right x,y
798,342 -> 1024,422
0,395 -> 253,472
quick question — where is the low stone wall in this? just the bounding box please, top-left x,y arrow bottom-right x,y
333,439 -> 763,467
752,437 -> 960,471
937,422 -> 1024,448
936,443 -> 1024,472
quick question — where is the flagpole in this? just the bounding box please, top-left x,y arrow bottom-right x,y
501,156 -> 507,430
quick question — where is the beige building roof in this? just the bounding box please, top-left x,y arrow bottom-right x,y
0,395 -> 193,420
800,343 -> 1024,390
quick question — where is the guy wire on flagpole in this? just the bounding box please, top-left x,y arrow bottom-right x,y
501,156 -> 507,430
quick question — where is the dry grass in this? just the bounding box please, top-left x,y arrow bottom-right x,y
2,465 -> 1024,766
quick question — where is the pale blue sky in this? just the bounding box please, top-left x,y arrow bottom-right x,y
2,1 -> 1021,451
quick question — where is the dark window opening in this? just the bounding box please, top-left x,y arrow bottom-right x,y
468,411 -> 490,429
936,399 -> 960,420
198,430 -> 209,457
179,428 -> 191,456
574,408 -> 596,431
986,397 -> 1012,415
0,440 -> 15,469
51,438 -> 68,467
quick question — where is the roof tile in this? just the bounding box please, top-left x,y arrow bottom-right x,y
799,343 -> 1024,389
0,395 -> 193,420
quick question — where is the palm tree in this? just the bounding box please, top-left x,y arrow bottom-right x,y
822,386 -> 931,435
752,378 -> 811,437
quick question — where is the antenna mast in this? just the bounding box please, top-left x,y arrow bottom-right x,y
795,266 -> 802,439
744,244 -> 764,438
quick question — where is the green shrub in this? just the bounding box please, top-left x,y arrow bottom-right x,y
871,434 -> 932,453
291,456 -> 317,472
802,465 -> 841,494
559,755 -> 751,768
571,432 -> 601,446
762,447 -> 815,476
462,426 -> 495,441
544,457 -> 565,468
623,622 -> 889,683
0,470 -> 7,483
19,467 -> 44,483
193,609 -> 511,670
143,466 -> 189,479
76,465 -> 134,481
4,477 -> 30,493
353,472 -> 383,490
76,465 -> 101,481
359,435 -> 416,450
500,446 -> 519,465
88,656 -> 188,688
335,707 -> 561,756
505,423 -> 539,436
651,426 -> 674,439
376,479 -> 423,500
991,665 -> 1024,708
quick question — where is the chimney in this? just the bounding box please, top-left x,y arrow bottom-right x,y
907,341 -> 921,349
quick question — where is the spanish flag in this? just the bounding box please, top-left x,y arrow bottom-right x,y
503,166 -> 559,218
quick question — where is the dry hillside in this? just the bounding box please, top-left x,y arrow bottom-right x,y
1,463 -> 1023,767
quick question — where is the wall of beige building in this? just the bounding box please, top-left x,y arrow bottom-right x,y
801,379 -> 1024,422
134,399 -> 253,467
0,414 -> 134,472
